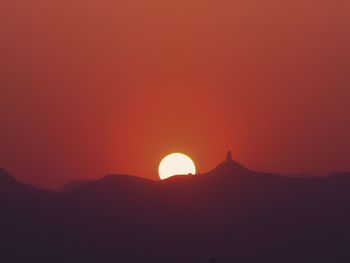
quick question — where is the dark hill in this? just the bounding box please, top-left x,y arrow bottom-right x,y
1,157 -> 350,263
61,179 -> 92,192
209,151 -> 251,175
0,168 -> 18,185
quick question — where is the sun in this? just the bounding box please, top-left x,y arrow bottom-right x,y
158,153 -> 196,180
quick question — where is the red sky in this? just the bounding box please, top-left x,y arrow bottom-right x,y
1,0 -> 350,189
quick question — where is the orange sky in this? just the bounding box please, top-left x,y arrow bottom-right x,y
1,0 -> 350,189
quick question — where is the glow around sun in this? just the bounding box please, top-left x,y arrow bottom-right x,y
158,153 -> 196,180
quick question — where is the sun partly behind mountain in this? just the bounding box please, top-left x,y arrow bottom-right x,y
158,153 -> 196,180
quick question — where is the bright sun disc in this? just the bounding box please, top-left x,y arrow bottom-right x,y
158,153 -> 196,180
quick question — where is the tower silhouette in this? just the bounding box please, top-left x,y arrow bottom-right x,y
226,150 -> 232,162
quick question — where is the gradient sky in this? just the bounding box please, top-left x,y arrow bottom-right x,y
1,0 -> 350,189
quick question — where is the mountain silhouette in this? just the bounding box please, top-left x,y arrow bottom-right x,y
61,179 -> 92,192
209,151 -> 250,175
0,168 -> 17,185
1,153 -> 350,263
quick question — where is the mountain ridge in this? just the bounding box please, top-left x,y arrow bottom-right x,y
1,155 -> 350,262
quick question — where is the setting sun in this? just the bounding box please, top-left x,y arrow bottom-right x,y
158,153 -> 196,180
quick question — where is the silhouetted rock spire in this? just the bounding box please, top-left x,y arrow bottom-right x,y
208,151 -> 250,176
226,150 -> 232,162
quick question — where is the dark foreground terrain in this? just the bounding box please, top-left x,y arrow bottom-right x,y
1,157 -> 350,263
